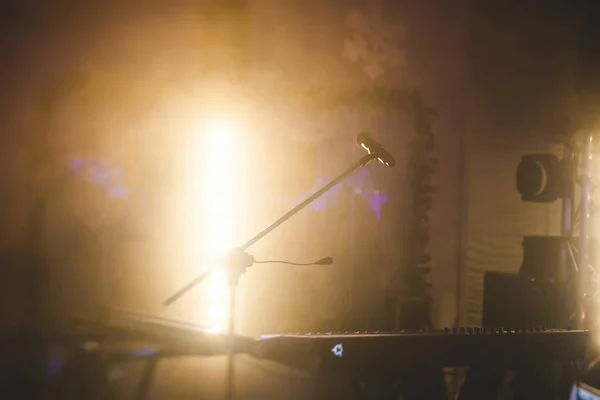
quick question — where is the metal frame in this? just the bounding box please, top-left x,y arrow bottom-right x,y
563,133 -> 595,329
579,133 -> 593,328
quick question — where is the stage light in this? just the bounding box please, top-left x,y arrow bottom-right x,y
515,153 -> 569,203
201,120 -> 235,331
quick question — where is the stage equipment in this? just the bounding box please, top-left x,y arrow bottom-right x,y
254,329 -> 589,399
483,235 -> 586,331
482,272 -> 575,328
570,383 -> 600,400
514,133 -> 594,330
577,134 -> 594,329
254,329 -> 588,370
163,132 -> 395,400
520,235 -> 572,281
515,153 -> 570,203
44,310 -> 591,400
41,309 -> 591,400
44,311 -> 256,400
356,132 -> 396,167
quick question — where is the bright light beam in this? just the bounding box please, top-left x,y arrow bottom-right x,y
202,121 -> 234,331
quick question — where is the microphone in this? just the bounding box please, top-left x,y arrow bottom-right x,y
253,256 -> 334,266
314,257 -> 333,265
357,132 -> 396,167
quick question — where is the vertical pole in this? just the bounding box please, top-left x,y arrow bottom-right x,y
455,119 -> 468,328
350,109 -> 358,321
578,133 -> 593,329
562,143 -> 572,236
561,143 -> 573,285
227,286 -> 236,400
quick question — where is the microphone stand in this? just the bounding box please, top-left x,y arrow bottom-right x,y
164,153 -> 377,400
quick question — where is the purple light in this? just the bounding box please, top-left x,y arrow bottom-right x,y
107,185 -> 129,198
70,157 -> 390,221
129,348 -> 157,357
70,158 -> 85,171
302,169 -> 389,219
45,354 -> 64,378
70,157 -> 136,202
371,192 -> 381,220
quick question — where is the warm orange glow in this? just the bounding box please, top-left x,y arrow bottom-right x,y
201,121 -> 234,331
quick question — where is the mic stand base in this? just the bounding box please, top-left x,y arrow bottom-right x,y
221,248 -> 254,400
227,284 -> 236,400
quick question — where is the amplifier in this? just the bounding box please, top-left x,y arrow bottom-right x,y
483,272 -> 575,328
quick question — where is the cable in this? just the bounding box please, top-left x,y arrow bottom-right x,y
254,260 -> 315,266
254,257 -> 333,266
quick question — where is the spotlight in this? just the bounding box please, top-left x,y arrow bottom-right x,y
516,154 -> 569,203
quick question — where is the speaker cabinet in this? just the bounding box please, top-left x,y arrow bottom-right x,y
483,272 -> 574,328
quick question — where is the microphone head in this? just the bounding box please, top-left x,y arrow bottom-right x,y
378,156 -> 395,168
356,132 -> 372,149
357,132 -> 395,167
315,257 -> 334,265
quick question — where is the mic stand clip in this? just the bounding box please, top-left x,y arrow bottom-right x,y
220,248 -> 255,289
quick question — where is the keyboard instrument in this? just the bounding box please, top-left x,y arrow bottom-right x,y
253,328 -> 590,372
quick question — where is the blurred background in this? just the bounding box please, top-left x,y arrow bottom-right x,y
1,0 -> 600,338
